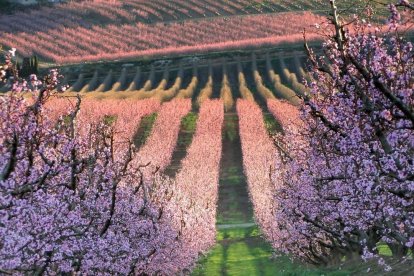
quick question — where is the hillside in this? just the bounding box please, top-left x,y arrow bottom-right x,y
0,0 -> 395,65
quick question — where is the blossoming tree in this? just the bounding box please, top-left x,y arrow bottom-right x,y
271,0 -> 413,268
0,49 -> 192,274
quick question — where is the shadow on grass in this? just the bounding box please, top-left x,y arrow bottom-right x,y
216,114 -> 253,225
193,226 -> 353,276
132,112 -> 157,148
194,225 -> 414,276
164,112 -> 198,177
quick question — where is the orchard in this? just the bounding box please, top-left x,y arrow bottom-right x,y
0,0 -> 413,274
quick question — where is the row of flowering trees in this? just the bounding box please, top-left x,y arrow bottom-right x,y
0,48 -> 223,273
135,99 -> 192,178
237,99 -> 279,242
0,0 -> 315,32
268,0 -> 413,269
0,12 -> 323,63
0,91 -> 182,274
172,99 -> 224,268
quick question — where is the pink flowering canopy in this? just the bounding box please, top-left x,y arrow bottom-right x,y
270,0 -> 413,268
0,57 -> 223,273
0,55 -> 213,273
0,88 -> 188,274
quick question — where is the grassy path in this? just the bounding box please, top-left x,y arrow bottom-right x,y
191,113 -> 352,276
191,113 -> 412,275
192,114 -> 325,275
193,226 -> 281,276
216,114 -> 252,225
193,114 -> 283,275
164,112 -> 198,177
132,113 -> 158,147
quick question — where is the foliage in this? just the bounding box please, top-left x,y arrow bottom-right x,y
19,56 -> 38,78
0,0 -> 10,12
220,68 -> 234,112
138,112 -> 158,145
181,112 -> 198,132
263,113 -> 281,135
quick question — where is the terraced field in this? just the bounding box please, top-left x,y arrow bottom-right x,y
20,52 -> 307,109
1,0 -> 395,64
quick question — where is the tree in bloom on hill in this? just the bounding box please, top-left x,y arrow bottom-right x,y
0,52 -> 196,274
270,0 -> 414,268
